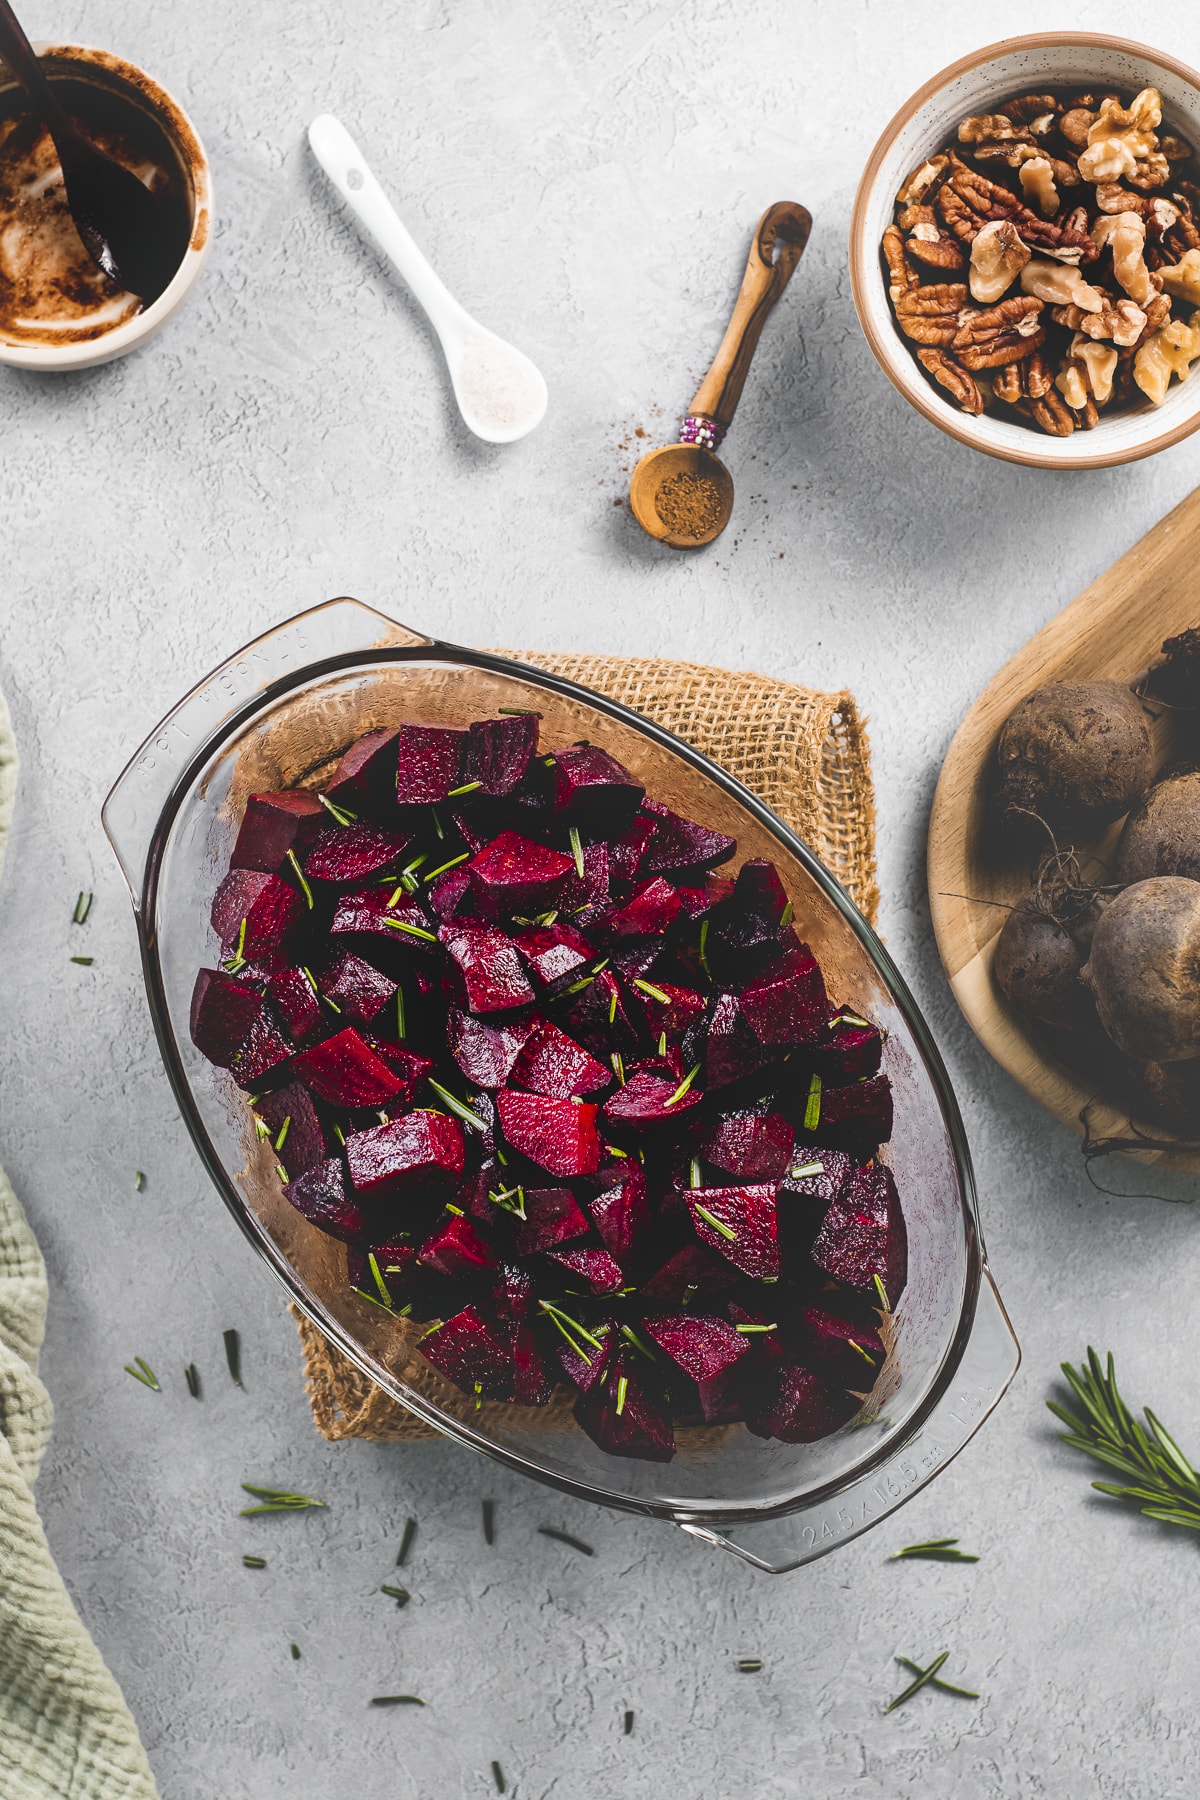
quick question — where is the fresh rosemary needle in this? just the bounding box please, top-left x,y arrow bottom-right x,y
1049,1347 -> 1200,1535
884,1650 -> 949,1713
184,1363 -> 200,1399
482,1498 -> 495,1545
895,1656 -> 978,1700
242,1555 -> 267,1569
889,1537 -> 979,1563
491,1760 -> 506,1794
371,1695 -> 424,1707
736,1659 -> 763,1673
124,1358 -> 159,1391
224,1328 -> 243,1387
397,1518 -> 417,1566
72,889 -> 93,925
380,1584 -> 410,1607
239,1484 -> 325,1516
623,1709 -> 634,1735
537,1526 -> 594,1557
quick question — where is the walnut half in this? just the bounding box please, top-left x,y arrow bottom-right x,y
969,219 -> 1031,302
1019,257 -> 1106,311
1078,88 -> 1164,185
1158,247 -> 1200,306
1133,310 -> 1200,402
1091,211 -> 1158,306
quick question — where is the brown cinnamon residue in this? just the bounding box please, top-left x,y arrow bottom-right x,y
654,470 -> 724,538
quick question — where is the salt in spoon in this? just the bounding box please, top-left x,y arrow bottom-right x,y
308,113 -> 547,444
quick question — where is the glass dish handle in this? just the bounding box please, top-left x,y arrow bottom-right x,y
101,598 -> 433,910
678,1269 -> 1019,1574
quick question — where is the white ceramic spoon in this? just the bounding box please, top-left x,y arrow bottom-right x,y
308,113 -> 548,445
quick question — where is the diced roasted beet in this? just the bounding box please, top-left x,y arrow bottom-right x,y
303,822 -> 412,885
325,728 -> 401,808
254,1082 -> 327,1179
727,1299 -> 787,1362
329,885 -> 436,955
560,968 -> 639,1059
447,1006 -> 533,1088
813,1016 -> 884,1084
632,980 -> 706,1043
585,1164 -> 650,1262
574,1350 -> 675,1461
639,805 -> 736,876
463,714 -> 540,796
231,790 -> 325,872
704,992 -> 779,1088
640,1243 -> 738,1305
315,950 -> 398,1026
346,1110 -> 465,1202
395,724 -> 467,804
439,922 -> 534,1012
428,865 -> 474,919
814,1074 -> 894,1149
811,1161 -> 907,1299
510,1020 -> 611,1099
687,1183 -> 779,1280
643,1313 -> 750,1386
190,969 -> 262,1067
543,1244 -> 625,1292
361,1037 -> 436,1101
454,1158 -> 502,1224
290,1027 -> 410,1106
496,1090 -> 601,1176
420,1305 -> 513,1400
799,1306 -> 886,1384
702,911 -> 795,987
552,1318 -> 615,1393
468,831 -> 575,919
730,858 -> 791,923
780,1141 -> 851,1207
606,938 -> 665,985
675,875 -> 735,921
602,1070 -> 702,1134
703,1110 -> 794,1182
555,842 -> 610,918
742,1362 -> 860,1443
285,1157 -> 367,1243
553,745 -> 645,830
511,1323 -> 555,1405
512,1186 -> 591,1255
228,1010 -> 294,1089
607,877 -> 682,938
417,1213 -> 498,1281
608,815 -> 657,881
513,921 -> 594,990
739,945 -> 829,1047
211,869 -> 303,960
348,1237 -> 420,1302
490,1260 -> 538,1323
266,966 -> 323,1042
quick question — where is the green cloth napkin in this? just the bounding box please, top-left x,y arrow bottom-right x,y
0,689 -> 160,1800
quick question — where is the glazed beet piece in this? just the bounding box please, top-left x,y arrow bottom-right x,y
603,1070 -> 702,1134
739,944 -> 829,1047
285,1157 -> 367,1243
643,1313 -> 750,1393
454,1157 -> 502,1223
639,804 -> 736,876
675,875 -> 735,920
254,1082 -> 326,1179
420,1305 -> 513,1401
325,728 -> 401,808
190,969 -> 262,1066
640,1242 -> 738,1305
780,1142 -> 851,1207
632,980 -> 706,1043
812,1016 -> 884,1084
290,1027 -> 411,1107
544,1244 -> 625,1292
318,950 -> 398,1026
607,877 -> 682,938
303,822 -> 412,884
361,1037 -> 436,1102
608,815 -> 658,881
811,1161 -> 907,1299
585,1163 -> 651,1263
552,1318 -> 615,1393
730,859 -> 791,924
702,911 -> 795,988
266,966 -> 323,1042
513,921 -> 594,990
560,969 -> 639,1059
428,865 -> 474,920
606,938 -> 665,985
512,1186 -> 591,1255
510,1019 -> 611,1099
703,1110 -> 794,1181
491,1260 -> 538,1323
553,745 -> 645,831
704,992 -> 779,1088
395,724 -> 467,804
329,887 -> 437,961
687,1183 -> 779,1280
554,842 -> 610,919
231,791 -> 325,872
439,921 -> 534,1012
417,1213 -> 498,1281
742,1362 -> 859,1443
574,1348 -> 676,1462
468,831 -> 575,919
799,1306 -> 886,1384
211,869 -> 303,960
511,1323 -> 555,1405
496,1090 -> 601,1176
348,1237 -> 419,1300
346,1110 -> 465,1202
814,1073 -> 894,1148
228,1010 -> 294,1090
447,1007 -> 533,1088
463,714 -> 540,796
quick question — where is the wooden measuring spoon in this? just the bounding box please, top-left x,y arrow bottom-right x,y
629,201 -> 812,549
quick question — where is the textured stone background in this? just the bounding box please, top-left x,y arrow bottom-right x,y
2,2 -> 1200,1794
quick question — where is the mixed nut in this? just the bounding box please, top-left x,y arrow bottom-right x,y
884,85 -> 1200,433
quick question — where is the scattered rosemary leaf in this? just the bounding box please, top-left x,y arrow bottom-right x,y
694,1203 -> 736,1242
371,1694 -> 424,1707
885,1650 -> 949,1713
873,1274 -> 891,1313
424,851 -> 469,882
285,848 -> 314,909
72,890 -> 93,925
789,1160 -> 823,1180
492,1760 -> 506,1794
135,1170 -> 146,1191
632,977 -> 671,1005
185,1363 -> 200,1398
803,1072 -> 822,1133
242,1555 -> 267,1569
447,780 -> 482,797
381,1584 -> 410,1606
734,1322 -> 777,1334
1049,1348 -> 1200,1538
427,1079 -> 486,1131
569,825 -> 584,879
382,915 -> 437,941
736,1659 -> 763,1673
889,1538 -> 978,1563
615,1374 -> 628,1416
482,1498 -> 495,1546
274,1115 -> 292,1151
780,900 -> 794,926
317,792 -> 356,825
664,1064 -> 700,1108
124,1360 -> 160,1391
70,955 -> 94,966
290,1642 -> 301,1660
698,917 -> 711,977
239,1483 -> 325,1515
497,706 -> 541,716
397,1518 -> 417,1566
623,1709 -> 634,1735
538,1525 -> 595,1556
896,1655 -> 978,1699
224,1328 -> 242,1387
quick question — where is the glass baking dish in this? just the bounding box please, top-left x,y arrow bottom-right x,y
102,599 -> 1019,1573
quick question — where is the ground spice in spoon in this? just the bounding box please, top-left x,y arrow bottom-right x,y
654,469 -> 724,539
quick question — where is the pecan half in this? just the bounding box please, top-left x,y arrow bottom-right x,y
1020,389 -> 1078,435
882,224 -> 920,299
1002,93 -> 1060,129
992,348 -> 1054,404
953,294 -> 1045,368
895,152 -> 954,208
946,165 -> 1097,262
892,281 -> 968,346
916,347 -> 984,413
899,203 -> 966,271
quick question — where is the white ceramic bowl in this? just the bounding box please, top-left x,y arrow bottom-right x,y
850,33 -> 1200,468
0,43 -> 211,372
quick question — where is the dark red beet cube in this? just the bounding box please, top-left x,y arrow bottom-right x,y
325,728 -> 401,807
815,1073 -> 894,1148
513,921 -> 594,990
290,1027 -> 410,1107
428,865 -> 474,919
781,1142 -> 851,1207
447,1007 -> 533,1088
585,1164 -> 650,1262
687,1183 -> 779,1280
608,815 -> 657,881
417,1213 -> 497,1281
730,858 -> 791,922
553,745 -> 644,830
742,1362 -> 860,1443
254,1082 -> 326,1178
640,1243 -> 738,1305
739,944 -> 829,1047
643,1313 -> 750,1385
811,1161 -> 907,1299
348,1237 -> 419,1301
704,992 -> 779,1088
231,791 -> 324,872
468,830 -> 574,918
704,1110 -> 794,1181
464,714 -> 540,795
361,1037 -> 435,1103
285,1157 -> 367,1243
190,969 -> 262,1067
303,822 -> 412,884
555,842 -> 610,918
496,1090 -> 601,1176
266,966 -> 323,1042
639,805 -> 735,876
574,1350 -> 675,1462
211,869 -> 303,960
813,1016 -> 884,1084
439,921 -> 534,1012
602,1070 -> 702,1133
560,969 -> 639,1058
675,875 -> 735,920
229,1010 -> 294,1089
632,980 -> 706,1042
420,1305 -> 513,1400
553,1320 -> 615,1393
511,1019 -> 611,1099
543,1243 -> 625,1293
512,1186 -> 591,1255
512,1324 -> 555,1405
395,724 -> 467,804
329,885 -> 435,954
318,950 -> 398,1026
346,1110 -> 465,1201
799,1306 -> 886,1383
607,877 -> 682,938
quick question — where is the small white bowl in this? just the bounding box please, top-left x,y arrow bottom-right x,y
850,33 -> 1200,468
0,43 -> 211,372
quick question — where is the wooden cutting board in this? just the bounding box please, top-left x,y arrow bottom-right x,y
929,482 -> 1200,1175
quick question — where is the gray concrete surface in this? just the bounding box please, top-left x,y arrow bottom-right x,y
2,2 -> 1200,1794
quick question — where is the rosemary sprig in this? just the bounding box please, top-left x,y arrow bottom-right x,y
1049,1347 -> 1200,1533
124,1358 -> 159,1391
224,1328 -> 243,1386
427,1079 -> 486,1132
889,1537 -> 978,1562
239,1484 -> 326,1516
397,1518 -> 417,1566
884,1650 -> 949,1713
538,1526 -> 594,1556
72,889 -> 93,925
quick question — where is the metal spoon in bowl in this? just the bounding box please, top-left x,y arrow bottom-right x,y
0,0 -> 185,304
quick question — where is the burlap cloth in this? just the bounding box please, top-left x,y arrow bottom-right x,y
293,652 -> 878,1442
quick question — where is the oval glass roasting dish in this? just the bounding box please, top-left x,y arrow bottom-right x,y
102,600 -> 1019,1573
